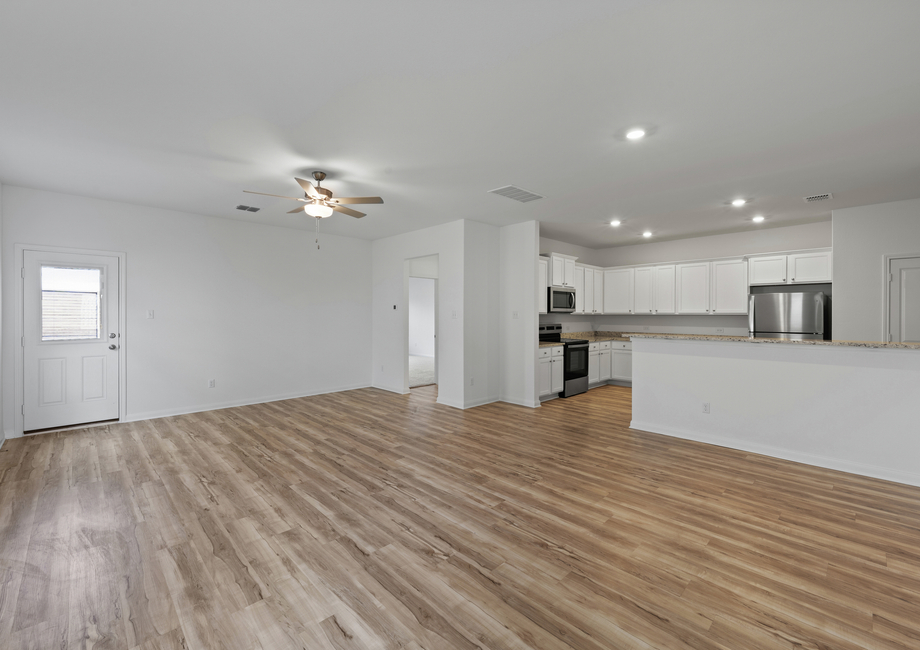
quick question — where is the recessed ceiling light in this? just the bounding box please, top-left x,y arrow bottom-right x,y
731,198 -> 747,207
752,215 -> 765,223
626,128 -> 646,140
610,219 -> 621,227
642,231 -> 652,238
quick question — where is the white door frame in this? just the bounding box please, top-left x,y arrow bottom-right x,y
14,244 -> 127,438
883,252 -> 920,343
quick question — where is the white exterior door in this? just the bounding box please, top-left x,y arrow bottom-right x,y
890,257 -> 920,344
23,250 -> 120,431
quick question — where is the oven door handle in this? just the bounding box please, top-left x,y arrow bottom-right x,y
565,343 -> 589,351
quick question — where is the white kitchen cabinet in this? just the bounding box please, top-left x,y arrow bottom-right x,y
538,346 -> 564,397
749,250 -> 833,285
598,341 -> 612,382
588,348 -> 600,384
550,253 -> 577,287
634,267 -> 655,315
604,268 -> 634,314
654,265 -> 676,314
676,262 -> 711,314
710,258 -> 749,314
788,251 -> 832,284
594,270 -> 604,314
551,348 -> 564,394
538,355 -> 552,396
584,268 -> 595,314
749,255 -> 788,285
538,258 -> 548,314
573,265 -> 585,314
612,349 -> 632,381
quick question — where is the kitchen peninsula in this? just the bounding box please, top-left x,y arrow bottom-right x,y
629,334 -> 920,487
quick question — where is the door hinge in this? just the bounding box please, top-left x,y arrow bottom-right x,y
21,405 -> 24,415
20,267 -> 24,278
888,332 -> 893,342
889,273 -> 893,283
21,336 -> 24,347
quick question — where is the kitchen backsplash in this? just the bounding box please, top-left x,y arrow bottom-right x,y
539,313 -> 749,336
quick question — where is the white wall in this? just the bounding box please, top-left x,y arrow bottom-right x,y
463,220 -> 501,408
408,254 -> 439,279
0,183 -> 3,448
539,237 -> 603,266
2,187 -> 373,437
594,221 -> 832,267
833,198 -> 920,341
408,277 -> 436,357
372,220 -> 465,404
500,221 -> 539,407
631,337 -> 920,487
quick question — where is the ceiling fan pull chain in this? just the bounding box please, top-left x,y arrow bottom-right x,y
315,215 -> 320,249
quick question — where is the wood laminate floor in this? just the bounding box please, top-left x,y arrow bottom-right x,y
2,385 -> 920,649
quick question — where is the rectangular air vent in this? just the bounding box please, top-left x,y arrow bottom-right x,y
236,205 -> 261,212
804,193 -> 832,203
488,185 -> 544,203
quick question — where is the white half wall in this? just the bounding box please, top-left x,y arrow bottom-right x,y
501,221 -> 539,407
2,186 -> 373,437
833,198 -> 920,342
631,337 -> 920,487
408,277 -> 436,357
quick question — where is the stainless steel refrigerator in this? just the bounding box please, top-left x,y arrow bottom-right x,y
749,292 -> 826,340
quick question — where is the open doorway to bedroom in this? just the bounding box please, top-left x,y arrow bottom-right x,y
407,255 -> 438,389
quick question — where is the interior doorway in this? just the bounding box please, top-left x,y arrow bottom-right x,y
888,255 -> 920,343
407,254 -> 439,389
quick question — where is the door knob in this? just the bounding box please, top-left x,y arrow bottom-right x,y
109,344 -> 118,350
109,333 -> 117,338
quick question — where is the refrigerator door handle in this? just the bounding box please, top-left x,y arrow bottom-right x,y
749,294 -> 755,337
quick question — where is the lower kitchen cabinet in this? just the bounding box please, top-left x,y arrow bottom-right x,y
588,349 -> 600,384
539,346 -> 565,397
612,342 -> 632,381
599,349 -> 612,382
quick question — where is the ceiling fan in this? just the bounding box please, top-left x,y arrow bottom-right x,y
244,171 -> 383,219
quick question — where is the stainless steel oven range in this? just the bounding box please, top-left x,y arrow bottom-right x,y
538,324 -> 589,398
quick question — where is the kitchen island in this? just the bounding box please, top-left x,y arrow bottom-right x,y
629,334 -> 920,487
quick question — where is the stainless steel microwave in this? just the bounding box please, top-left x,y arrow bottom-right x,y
548,286 -> 576,313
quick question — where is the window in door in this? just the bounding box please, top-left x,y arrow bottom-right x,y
41,266 -> 103,341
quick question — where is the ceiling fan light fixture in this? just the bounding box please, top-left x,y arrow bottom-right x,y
626,128 -> 646,140
304,202 -> 334,218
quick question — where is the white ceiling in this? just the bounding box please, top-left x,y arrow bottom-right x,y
2,0 -> 920,248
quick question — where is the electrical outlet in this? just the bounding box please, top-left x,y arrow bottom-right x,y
715,328 -> 725,334
208,379 -> 216,388
702,402 -> 710,414
470,378 -> 474,386
146,310 -> 155,319
642,326 -> 650,331
512,311 -> 519,319
452,310 -> 458,319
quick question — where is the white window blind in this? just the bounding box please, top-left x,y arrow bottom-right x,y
41,266 -> 102,341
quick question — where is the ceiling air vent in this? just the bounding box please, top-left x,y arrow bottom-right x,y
236,204 -> 261,212
803,193 -> 832,203
489,185 -> 544,203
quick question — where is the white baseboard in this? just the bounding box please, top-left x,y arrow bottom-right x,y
500,396 -> 540,408
436,396 -> 464,409
630,419 -> 920,489
371,382 -> 410,395
125,383 -> 373,424
464,397 -> 499,409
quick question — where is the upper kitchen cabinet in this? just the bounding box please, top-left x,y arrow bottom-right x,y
634,265 -> 676,315
538,258 -> 548,314
584,267 -> 595,314
710,258 -> 749,314
573,265 -> 585,314
676,262 -> 711,314
604,268 -> 634,314
749,249 -> 832,285
788,251 -> 832,284
593,269 -> 604,314
550,253 -> 577,287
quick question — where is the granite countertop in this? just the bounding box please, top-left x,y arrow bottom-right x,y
538,342 -> 564,348
627,333 -> 920,350
562,331 -> 631,342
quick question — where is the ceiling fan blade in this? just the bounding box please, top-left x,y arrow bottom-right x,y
287,205 -> 308,214
295,177 -> 320,199
244,190 -> 305,201
331,204 -> 365,218
331,196 -> 384,205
